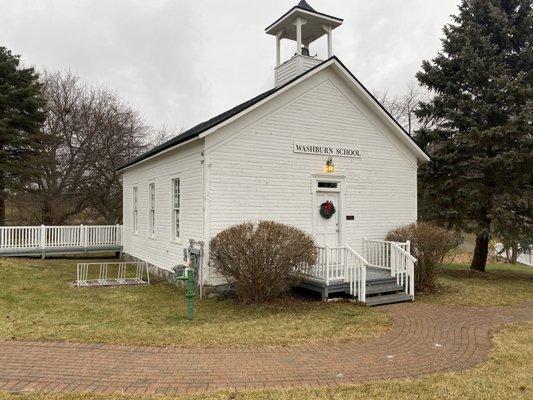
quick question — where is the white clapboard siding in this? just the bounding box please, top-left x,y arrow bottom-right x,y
121,140 -> 204,271
121,65 -> 420,286
275,55 -> 322,87
205,68 -> 417,285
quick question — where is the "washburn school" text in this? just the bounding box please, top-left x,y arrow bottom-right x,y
293,143 -> 361,158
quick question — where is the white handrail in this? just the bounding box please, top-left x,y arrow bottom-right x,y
390,243 -> 416,297
345,245 -> 368,302
363,238 -> 416,298
363,238 -> 410,269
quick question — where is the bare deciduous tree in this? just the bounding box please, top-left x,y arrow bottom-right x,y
10,71 -> 150,224
373,81 -> 434,136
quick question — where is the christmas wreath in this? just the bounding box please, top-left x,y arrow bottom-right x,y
319,201 -> 336,219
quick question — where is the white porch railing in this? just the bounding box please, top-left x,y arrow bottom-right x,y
364,238 -> 415,297
303,239 -> 416,302
345,245 -> 367,302
363,239 -> 410,269
310,246 -> 346,283
390,242 -> 416,296
0,225 -> 123,255
303,245 -> 368,301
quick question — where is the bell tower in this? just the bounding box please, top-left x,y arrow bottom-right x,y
265,1 -> 343,87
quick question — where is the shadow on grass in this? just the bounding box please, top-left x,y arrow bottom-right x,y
417,263 -> 533,306
440,263 -> 533,283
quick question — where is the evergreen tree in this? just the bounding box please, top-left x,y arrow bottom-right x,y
416,0 -> 533,271
0,46 -> 45,225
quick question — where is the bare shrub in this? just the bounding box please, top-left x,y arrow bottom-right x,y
386,221 -> 460,292
209,221 -> 318,303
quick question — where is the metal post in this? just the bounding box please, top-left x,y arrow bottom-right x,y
186,268 -> 195,321
145,263 -> 151,284
176,266 -> 195,321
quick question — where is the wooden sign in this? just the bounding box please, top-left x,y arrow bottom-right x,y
293,142 -> 361,158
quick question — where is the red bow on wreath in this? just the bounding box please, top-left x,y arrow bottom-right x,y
319,201 -> 336,219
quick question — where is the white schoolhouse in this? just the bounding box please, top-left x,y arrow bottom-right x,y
117,1 -> 429,305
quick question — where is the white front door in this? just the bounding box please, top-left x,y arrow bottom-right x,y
314,191 -> 340,247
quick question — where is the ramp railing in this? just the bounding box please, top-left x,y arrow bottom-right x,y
0,225 -> 123,256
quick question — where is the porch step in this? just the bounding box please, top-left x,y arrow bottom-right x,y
365,282 -> 405,295
365,293 -> 413,307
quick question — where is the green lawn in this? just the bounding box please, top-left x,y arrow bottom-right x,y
1,257 -> 531,348
0,257 -> 389,347
418,263 -> 533,306
1,323 -> 531,400
1,258 -> 532,399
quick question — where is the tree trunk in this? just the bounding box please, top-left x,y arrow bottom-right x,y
0,188 -> 5,226
41,198 -> 54,225
0,146 -> 4,225
471,233 -> 489,272
510,244 -> 519,264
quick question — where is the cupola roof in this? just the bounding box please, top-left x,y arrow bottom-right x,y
265,1 -> 343,43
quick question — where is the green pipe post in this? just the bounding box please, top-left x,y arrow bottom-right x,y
175,267 -> 195,321
185,268 -> 195,321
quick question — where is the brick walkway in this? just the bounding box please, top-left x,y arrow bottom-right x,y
0,302 -> 531,396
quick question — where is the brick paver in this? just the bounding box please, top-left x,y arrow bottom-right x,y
0,302 -> 531,396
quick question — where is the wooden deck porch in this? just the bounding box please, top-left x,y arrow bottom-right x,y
297,240 -> 416,306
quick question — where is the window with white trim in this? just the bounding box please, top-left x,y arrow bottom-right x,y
172,178 -> 180,239
149,183 -> 155,237
132,187 -> 138,233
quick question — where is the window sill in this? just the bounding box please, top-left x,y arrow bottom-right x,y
170,239 -> 183,245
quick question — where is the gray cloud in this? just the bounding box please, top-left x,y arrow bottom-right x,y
1,0 -> 459,132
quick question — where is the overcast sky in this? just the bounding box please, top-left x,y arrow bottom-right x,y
1,0 -> 460,133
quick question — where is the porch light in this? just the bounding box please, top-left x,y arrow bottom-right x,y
325,157 -> 335,174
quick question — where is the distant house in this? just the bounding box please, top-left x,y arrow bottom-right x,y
117,1 -> 429,304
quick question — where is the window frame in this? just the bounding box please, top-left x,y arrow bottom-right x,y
132,187 -> 138,234
318,181 -> 338,189
171,178 -> 181,241
148,182 -> 156,237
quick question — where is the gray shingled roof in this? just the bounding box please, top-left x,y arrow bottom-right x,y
265,1 -> 343,32
297,0 -> 316,12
